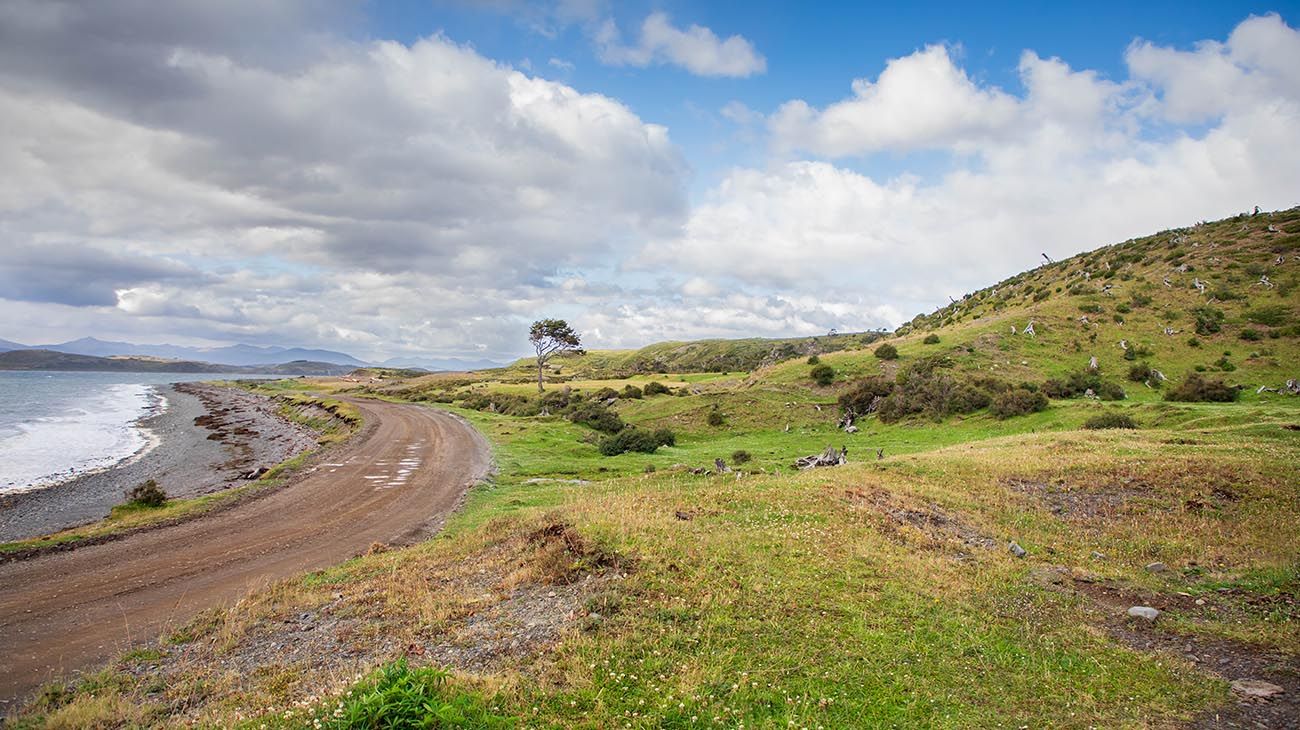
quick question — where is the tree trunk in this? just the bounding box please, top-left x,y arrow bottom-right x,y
537,357 -> 545,393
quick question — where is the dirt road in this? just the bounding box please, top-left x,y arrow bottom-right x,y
0,398 -> 491,706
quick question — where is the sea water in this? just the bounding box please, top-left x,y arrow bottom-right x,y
0,371 -> 273,495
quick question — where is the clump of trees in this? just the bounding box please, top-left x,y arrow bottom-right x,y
1043,370 -> 1126,400
836,356 -> 1044,423
598,427 -> 676,456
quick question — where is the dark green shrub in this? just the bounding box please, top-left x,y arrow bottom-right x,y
1115,303 -> 1131,314
923,334 -> 940,344
652,428 -> 676,447
643,381 -> 671,396
1130,293 -> 1152,307
1097,381 -> 1127,400
1128,362 -> 1154,382
874,343 -> 899,360
806,355 -> 820,365
1193,306 -> 1224,335
810,363 -> 836,385
838,376 -> 894,417
1239,328 -> 1262,341
599,428 -> 661,456
1033,289 -> 1051,302
706,408 -> 725,427
1214,356 -> 1236,372
619,385 -> 643,399
568,403 -> 624,434
592,387 -> 619,401
1084,412 -> 1137,429
124,479 -> 167,508
1079,303 -> 1104,314
1187,337 -> 1201,348
730,449 -> 752,465
989,388 -> 1048,419
1165,373 -> 1238,402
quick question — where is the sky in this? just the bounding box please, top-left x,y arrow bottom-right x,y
2,1 -> 1299,363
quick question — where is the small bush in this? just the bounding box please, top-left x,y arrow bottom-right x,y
706,408 -> 725,427
989,388 -> 1048,419
1239,328 -> 1263,341
806,355 -> 820,365
1078,303 -> 1104,314
874,343 -> 899,360
619,385 -> 643,399
1115,303 -> 1131,314
643,381 -> 671,396
598,428 -> 661,456
568,403 -> 624,434
1084,412 -> 1137,430
592,387 -> 619,401
1193,306 -> 1224,335
810,363 -> 836,385
838,376 -> 894,417
730,449 -> 752,465
1165,373 -> 1239,402
1130,293 -> 1153,307
923,333 -> 940,344
1127,362 -> 1154,382
1186,337 -> 1201,348
124,479 -> 167,508
651,428 -> 676,447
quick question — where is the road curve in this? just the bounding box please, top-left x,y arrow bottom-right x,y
0,397 -> 491,705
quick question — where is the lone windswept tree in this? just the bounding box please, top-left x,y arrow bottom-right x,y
529,318 -> 583,392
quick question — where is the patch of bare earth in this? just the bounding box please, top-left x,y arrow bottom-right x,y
840,486 -> 995,557
1004,476 -> 1155,520
116,519 -> 626,723
1067,577 -> 1299,728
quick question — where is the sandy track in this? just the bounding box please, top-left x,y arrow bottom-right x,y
0,398 -> 491,705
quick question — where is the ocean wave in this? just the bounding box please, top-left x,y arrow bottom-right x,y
0,383 -> 164,495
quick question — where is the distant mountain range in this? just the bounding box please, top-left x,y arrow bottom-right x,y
0,337 -> 504,372
0,349 -> 357,375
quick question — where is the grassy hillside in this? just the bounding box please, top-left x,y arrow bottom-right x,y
11,209 -> 1299,729
496,332 -> 885,382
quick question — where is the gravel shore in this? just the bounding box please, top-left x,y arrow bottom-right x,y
0,383 -> 317,542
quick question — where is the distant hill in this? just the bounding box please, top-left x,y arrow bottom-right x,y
0,349 -> 355,375
9,337 -> 367,367
0,338 -> 24,353
503,331 -> 885,380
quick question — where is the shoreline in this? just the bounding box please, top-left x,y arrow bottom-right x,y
0,383 -> 317,542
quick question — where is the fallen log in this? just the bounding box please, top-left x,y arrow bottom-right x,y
794,445 -> 847,470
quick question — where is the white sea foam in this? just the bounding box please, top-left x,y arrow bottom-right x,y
0,383 -> 163,495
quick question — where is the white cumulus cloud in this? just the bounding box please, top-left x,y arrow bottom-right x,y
595,12 -> 766,78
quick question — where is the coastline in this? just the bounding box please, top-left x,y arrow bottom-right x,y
0,383 -> 317,542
